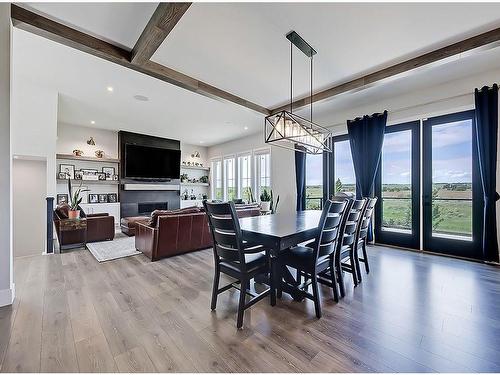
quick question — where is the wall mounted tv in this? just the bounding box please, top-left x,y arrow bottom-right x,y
124,144 -> 180,180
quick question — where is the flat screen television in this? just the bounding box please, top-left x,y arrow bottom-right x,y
124,144 -> 180,180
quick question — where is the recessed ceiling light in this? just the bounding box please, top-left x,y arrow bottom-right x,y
107,86 -> 114,92
244,126 -> 248,130
133,95 -> 149,102
91,120 -> 95,124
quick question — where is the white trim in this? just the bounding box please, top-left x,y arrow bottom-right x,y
0,283 -> 15,307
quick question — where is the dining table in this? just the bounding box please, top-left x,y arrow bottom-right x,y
239,210 -> 323,305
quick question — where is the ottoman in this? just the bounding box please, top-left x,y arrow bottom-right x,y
120,216 -> 149,236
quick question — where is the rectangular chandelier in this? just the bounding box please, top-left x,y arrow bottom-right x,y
265,110 -> 331,154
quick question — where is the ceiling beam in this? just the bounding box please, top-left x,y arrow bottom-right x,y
11,4 -> 270,115
271,26 -> 500,114
131,2 -> 191,65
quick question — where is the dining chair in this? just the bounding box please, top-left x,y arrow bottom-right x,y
354,197 -> 378,281
203,200 -> 270,329
276,199 -> 347,318
335,198 -> 367,295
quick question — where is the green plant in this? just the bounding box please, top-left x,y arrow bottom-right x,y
335,178 -> 343,193
67,178 -> 89,211
260,189 -> 271,202
246,186 -> 256,203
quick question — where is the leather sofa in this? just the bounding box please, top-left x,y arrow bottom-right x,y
54,203 -> 115,248
135,205 -> 261,261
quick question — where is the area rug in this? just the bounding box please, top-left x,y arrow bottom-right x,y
86,233 -> 141,262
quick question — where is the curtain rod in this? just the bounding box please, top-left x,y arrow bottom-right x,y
326,91 -> 474,130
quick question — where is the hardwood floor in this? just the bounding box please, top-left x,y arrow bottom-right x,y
1,245 -> 499,372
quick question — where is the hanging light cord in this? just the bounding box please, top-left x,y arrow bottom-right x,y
310,54 -> 313,122
290,40 -> 293,113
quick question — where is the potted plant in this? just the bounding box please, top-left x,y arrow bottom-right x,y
67,178 -> 89,219
260,189 -> 272,212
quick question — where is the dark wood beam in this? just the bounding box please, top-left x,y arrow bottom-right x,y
131,3 -> 191,65
11,4 -> 270,115
271,26 -> 500,114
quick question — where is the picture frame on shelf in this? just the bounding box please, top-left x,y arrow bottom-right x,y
57,172 -> 68,180
74,170 -> 83,180
107,193 -> 117,203
81,169 -> 98,175
97,172 -> 106,181
59,164 -> 75,179
57,194 -> 68,204
88,194 -> 98,204
112,174 -> 119,181
102,167 -> 115,180
98,194 -> 108,203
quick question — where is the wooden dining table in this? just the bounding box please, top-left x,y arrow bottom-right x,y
239,210 -> 323,305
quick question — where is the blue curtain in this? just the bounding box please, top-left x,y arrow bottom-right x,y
474,84 -> 500,262
295,145 -> 306,211
347,111 -> 387,240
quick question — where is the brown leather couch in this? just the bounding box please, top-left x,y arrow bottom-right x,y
54,204 -> 115,248
135,205 -> 261,261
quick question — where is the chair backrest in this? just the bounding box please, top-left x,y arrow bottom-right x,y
341,198 -> 367,248
313,199 -> 348,261
357,197 -> 377,241
203,200 -> 247,267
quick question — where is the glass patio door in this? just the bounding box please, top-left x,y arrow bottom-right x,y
374,121 -> 420,249
422,110 -> 483,259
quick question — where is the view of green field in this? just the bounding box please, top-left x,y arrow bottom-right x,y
306,182 -> 473,238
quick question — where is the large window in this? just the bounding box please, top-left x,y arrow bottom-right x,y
211,159 -> 222,200
305,153 -> 323,210
255,151 -> 271,197
333,138 -> 356,195
238,154 -> 252,202
223,157 -> 236,201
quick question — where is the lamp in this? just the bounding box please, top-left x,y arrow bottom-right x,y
87,137 -> 95,146
264,31 -> 331,154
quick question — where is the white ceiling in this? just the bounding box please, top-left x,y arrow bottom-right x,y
24,2 -> 158,50
13,3 -> 500,146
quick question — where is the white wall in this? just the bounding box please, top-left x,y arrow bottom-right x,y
57,122 -> 118,158
0,3 -> 13,307
208,132 -> 296,216
13,159 -> 47,257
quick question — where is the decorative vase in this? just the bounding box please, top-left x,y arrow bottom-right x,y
68,210 -> 80,219
95,150 -> 104,158
72,149 -> 83,156
260,201 -> 271,212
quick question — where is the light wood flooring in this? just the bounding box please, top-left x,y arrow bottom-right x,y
0,245 -> 499,372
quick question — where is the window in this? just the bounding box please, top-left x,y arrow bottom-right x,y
255,151 -> 271,197
238,154 -> 252,202
211,159 -> 222,200
305,153 -> 323,210
333,139 -> 356,195
224,157 -> 236,201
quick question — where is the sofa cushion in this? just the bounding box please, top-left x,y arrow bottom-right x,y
148,206 -> 201,227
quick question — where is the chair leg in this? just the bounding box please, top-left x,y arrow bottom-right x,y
350,251 -> 358,287
335,252 -> 345,298
354,246 -> 362,282
329,258 -> 339,302
362,241 -> 370,273
211,266 -> 220,311
311,274 -> 322,319
237,277 -> 247,329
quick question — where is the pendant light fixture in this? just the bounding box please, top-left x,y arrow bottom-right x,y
265,31 -> 331,154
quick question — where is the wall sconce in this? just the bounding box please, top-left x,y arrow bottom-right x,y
87,137 -> 96,146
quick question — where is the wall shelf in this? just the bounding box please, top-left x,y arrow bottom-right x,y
56,154 -> 120,163
180,182 -> 209,187
57,178 -> 119,185
180,165 -> 209,171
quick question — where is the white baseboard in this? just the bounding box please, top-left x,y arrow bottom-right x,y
0,284 -> 15,307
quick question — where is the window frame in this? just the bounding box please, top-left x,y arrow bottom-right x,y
254,148 -> 272,199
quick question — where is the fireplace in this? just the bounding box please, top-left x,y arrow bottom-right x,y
138,202 -> 168,216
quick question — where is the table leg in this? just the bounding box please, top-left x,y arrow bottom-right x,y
270,256 -> 277,306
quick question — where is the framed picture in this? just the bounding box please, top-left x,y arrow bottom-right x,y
57,194 -> 68,204
81,169 -> 98,175
112,174 -> 119,181
74,170 -> 83,180
57,172 -> 68,180
107,193 -> 117,203
88,194 -> 98,204
59,164 -> 75,179
102,167 -> 115,180
98,194 -> 108,203
97,172 -> 106,181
